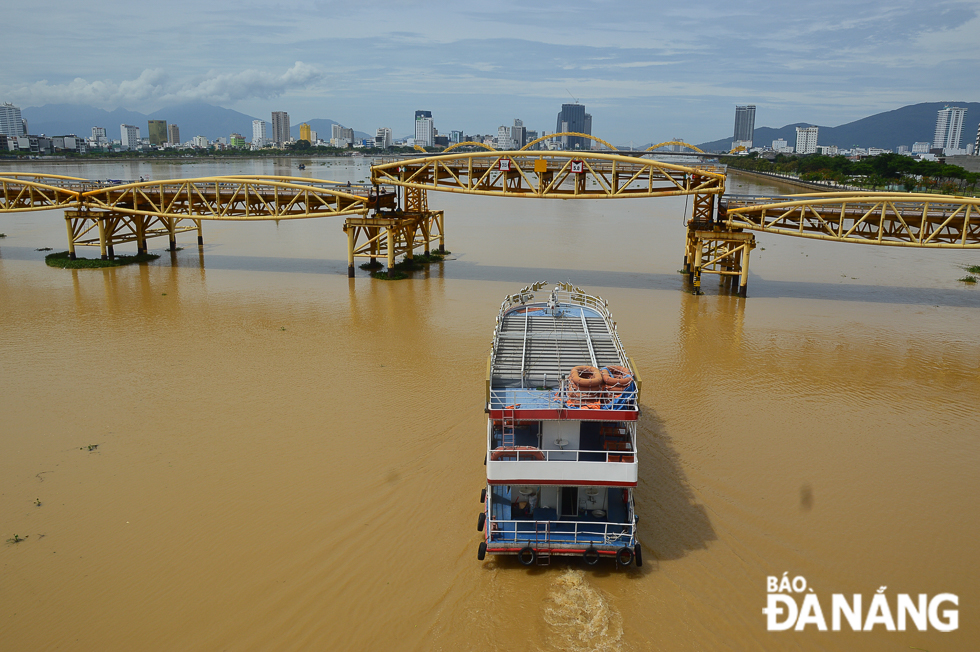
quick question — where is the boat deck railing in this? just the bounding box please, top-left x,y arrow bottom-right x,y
487,384 -> 638,413
487,420 -> 637,463
487,519 -> 636,546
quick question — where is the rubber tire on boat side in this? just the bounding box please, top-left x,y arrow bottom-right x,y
518,547 -> 536,566
583,547 -> 600,566
634,543 -> 643,567
478,512 -> 486,532
478,542 -> 487,561
480,488 -> 486,503
616,546 -> 633,566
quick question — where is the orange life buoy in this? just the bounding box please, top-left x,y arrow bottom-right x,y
602,365 -> 633,388
490,446 -> 546,461
569,366 -> 603,389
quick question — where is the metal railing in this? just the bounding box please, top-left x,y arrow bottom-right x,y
486,420 -> 637,463
488,384 -> 638,412
487,518 -> 636,545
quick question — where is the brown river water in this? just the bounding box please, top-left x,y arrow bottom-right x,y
1,158 -> 978,651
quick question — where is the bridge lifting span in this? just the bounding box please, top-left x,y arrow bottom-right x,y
3,154 -> 980,298
0,173 -> 385,260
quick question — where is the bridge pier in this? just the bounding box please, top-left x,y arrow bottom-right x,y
346,223 -> 356,277
343,210 -> 445,278
685,227 -> 755,297
65,217 -> 77,260
167,217 -> 177,252
97,216 -> 108,260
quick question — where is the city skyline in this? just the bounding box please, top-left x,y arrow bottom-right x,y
1,1 -> 978,144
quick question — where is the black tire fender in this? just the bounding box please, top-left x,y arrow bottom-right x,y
478,512 -> 486,532
478,542 -> 487,561
616,546 -> 633,566
517,546 -> 536,566
583,546 -> 600,566
634,543 -> 643,567
480,487 -> 487,503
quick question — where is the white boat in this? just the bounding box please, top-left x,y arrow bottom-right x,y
478,282 -> 642,567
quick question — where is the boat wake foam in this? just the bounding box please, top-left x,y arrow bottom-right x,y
543,569 -> 624,652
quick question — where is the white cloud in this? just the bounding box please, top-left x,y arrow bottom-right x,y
4,62 -> 323,110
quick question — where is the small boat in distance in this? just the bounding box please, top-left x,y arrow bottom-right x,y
297,164 -> 306,170
478,282 -> 642,568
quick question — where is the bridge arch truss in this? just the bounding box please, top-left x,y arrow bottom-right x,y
371,151 -> 725,200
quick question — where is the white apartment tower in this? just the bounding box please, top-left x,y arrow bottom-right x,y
375,127 -> 392,149
0,102 -> 25,137
271,111 -> 290,146
795,126 -> 818,155
120,124 -> 141,149
415,110 -> 434,147
975,122 -> 980,157
933,106 -> 966,152
252,119 -> 267,147
496,125 -> 513,150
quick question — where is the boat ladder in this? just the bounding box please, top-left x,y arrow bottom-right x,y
502,408 -> 516,447
535,522 -> 551,565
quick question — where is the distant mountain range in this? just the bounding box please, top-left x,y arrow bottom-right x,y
21,102 -> 369,142
697,102 -> 980,153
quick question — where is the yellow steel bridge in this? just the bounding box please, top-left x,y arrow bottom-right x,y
2,143 -> 978,297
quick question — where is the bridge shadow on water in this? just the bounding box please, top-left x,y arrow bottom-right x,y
3,244 -> 977,308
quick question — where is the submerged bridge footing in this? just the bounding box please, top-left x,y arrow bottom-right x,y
344,209 -> 444,276
64,209 -> 204,260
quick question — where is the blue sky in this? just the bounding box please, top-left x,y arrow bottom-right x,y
3,0 -> 978,143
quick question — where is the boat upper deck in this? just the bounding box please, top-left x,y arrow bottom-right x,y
486,282 -> 639,420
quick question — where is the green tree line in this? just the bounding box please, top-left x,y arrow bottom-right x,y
722,152 -> 979,195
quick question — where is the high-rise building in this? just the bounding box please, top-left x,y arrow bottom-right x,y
795,126 -> 818,155
449,130 -> 462,145
0,102 -> 25,137
167,124 -> 180,145
375,127 -> 393,149
147,120 -> 167,146
299,123 -> 312,142
330,124 -> 354,147
271,111 -> 290,146
555,103 -> 592,149
120,124 -> 141,150
90,126 -> 107,146
497,125 -> 513,150
510,119 -> 526,149
252,120 -> 266,147
933,106 -> 967,152
733,105 -> 756,147
230,133 -> 246,147
975,123 -> 980,156
415,110 -> 434,147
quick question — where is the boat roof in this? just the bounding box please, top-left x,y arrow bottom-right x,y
489,282 -> 629,389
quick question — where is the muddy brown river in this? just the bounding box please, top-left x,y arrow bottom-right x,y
1,159 -> 978,650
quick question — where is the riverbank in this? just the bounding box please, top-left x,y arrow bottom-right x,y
728,168 -> 859,193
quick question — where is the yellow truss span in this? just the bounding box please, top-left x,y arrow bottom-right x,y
0,175 -> 372,220
371,151 -> 725,199
520,132 -> 616,152
443,141 -> 497,152
0,177 -> 81,212
721,193 -> 980,248
646,141 -> 705,154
